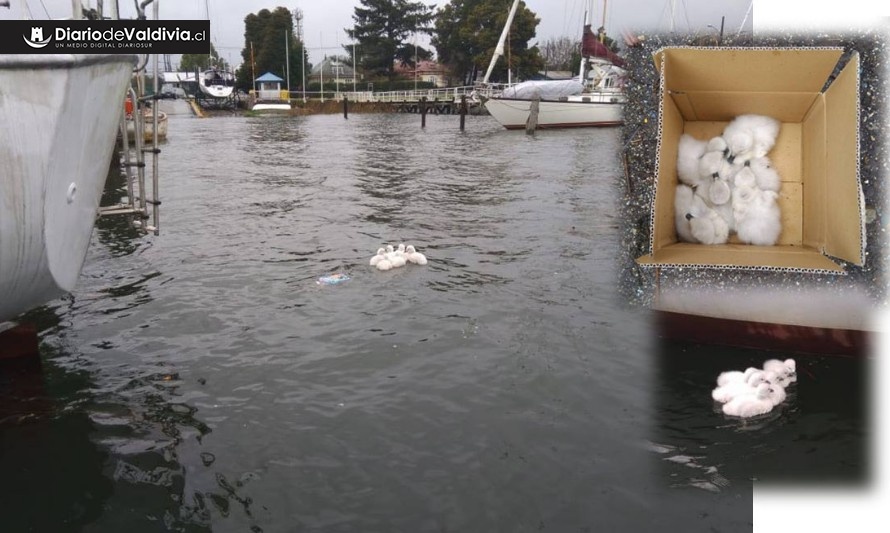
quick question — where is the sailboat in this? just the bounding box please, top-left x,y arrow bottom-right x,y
483,0 -> 627,129
0,1 -> 137,322
197,0 -> 235,101
198,66 -> 235,99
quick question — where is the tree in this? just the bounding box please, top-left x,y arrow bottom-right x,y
345,0 -> 435,80
540,36 -> 578,72
235,7 -> 309,92
180,43 -> 228,72
433,0 -> 543,85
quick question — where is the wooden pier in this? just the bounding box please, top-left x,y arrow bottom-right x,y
392,98 -> 459,115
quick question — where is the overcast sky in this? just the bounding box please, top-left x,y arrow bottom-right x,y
3,0 -> 755,66
3,1 -> 887,67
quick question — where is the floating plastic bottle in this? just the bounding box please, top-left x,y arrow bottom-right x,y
317,273 -> 350,286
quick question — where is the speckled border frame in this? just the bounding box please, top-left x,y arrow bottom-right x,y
643,45 -> 865,274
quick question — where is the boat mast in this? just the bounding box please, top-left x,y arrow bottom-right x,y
602,0 -> 608,32
482,0 -> 520,85
578,6 -> 587,80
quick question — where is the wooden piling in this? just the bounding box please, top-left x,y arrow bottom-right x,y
460,95 -> 467,131
421,97 -> 427,128
343,96 -> 348,119
526,94 -> 540,135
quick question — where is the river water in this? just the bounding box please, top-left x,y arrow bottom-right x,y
0,110 -> 867,532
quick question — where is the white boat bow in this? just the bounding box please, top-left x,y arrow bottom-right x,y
1,54 -> 136,321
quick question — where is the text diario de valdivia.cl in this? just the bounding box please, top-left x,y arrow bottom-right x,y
54,27 -> 206,42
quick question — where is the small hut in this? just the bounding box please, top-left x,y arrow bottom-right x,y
252,72 -> 291,112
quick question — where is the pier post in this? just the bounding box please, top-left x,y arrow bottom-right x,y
526,94 -> 540,135
460,95 -> 467,131
343,96 -> 348,119
421,97 -> 427,128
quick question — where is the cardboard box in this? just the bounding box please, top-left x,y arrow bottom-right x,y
636,47 -> 865,273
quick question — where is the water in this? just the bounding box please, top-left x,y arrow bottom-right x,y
1,111 -> 866,532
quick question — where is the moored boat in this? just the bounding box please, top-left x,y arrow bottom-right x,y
126,107 -> 168,142
0,53 -> 136,322
199,67 -> 235,99
483,0 -> 626,129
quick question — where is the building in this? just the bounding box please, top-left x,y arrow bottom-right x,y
308,57 -> 360,87
393,60 -> 449,88
254,72 -> 286,100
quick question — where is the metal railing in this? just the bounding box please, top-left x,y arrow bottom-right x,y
284,84 -> 510,104
97,0 -> 160,235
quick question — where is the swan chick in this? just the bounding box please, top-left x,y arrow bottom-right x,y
677,134 -> 709,187
688,193 -> 730,245
723,114 -> 781,162
764,358 -> 796,381
674,184 -> 698,243
716,366 -> 759,387
747,157 -> 781,192
712,371 -> 767,403
722,383 -> 775,418
405,245 -> 427,265
369,248 -> 386,267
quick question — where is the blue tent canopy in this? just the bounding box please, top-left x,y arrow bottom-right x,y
255,72 -> 284,82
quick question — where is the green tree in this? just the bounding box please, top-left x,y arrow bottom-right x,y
180,43 -> 228,72
235,7 -> 309,92
345,0 -> 435,80
433,0 -> 543,85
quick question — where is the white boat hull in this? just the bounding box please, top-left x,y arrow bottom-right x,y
653,285 -> 875,356
484,96 -> 623,129
0,54 -> 135,322
199,84 -> 234,99
251,103 -> 291,112
199,69 -> 235,99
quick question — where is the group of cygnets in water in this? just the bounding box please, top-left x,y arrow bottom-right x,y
712,358 -> 796,418
369,243 -> 427,271
675,114 -> 783,246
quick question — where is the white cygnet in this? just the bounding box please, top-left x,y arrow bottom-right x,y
369,248 -> 386,267
390,251 -> 407,268
723,114 -> 781,163
722,383 -> 775,418
405,245 -> 427,265
708,177 -> 732,206
761,370 -> 788,390
767,383 -> 787,406
747,157 -> 781,192
716,366 -> 759,387
677,134 -> 709,187
732,167 -> 781,246
674,184 -> 698,243
688,193 -> 730,245
764,358 -> 796,381
712,371 -> 767,404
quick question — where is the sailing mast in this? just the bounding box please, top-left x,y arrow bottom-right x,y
578,2 -> 591,80
482,0 -> 520,85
